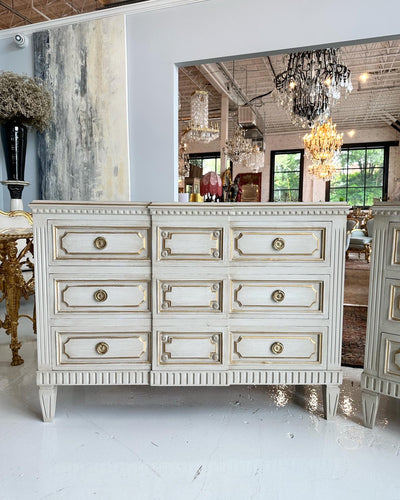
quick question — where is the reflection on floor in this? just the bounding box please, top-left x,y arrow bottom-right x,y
1,298 -> 400,500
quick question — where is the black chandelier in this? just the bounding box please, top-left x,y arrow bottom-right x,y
275,48 -> 352,127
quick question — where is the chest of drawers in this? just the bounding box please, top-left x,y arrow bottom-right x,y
362,203 -> 400,427
31,201 -> 348,421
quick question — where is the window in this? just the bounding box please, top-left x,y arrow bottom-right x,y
270,150 -> 304,202
188,153 -> 227,175
327,144 -> 390,208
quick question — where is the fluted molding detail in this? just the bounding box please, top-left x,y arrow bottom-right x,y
362,373 -> 400,398
230,370 -> 342,386
37,370 -> 150,385
34,224 -> 52,368
328,221 -> 346,368
363,224 -> 387,373
30,205 -> 149,216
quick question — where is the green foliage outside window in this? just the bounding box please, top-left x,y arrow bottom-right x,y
329,148 -> 384,207
273,152 -> 302,201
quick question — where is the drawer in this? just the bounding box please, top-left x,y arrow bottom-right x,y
379,333 -> 400,381
55,279 -> 150,313
230,332 -> 322,365
231,279 -> 324,313
388,281 -> 400,322
158,227 -> 223,261
156,331 -> 222,366
231,227 -> 325,261
53,226 -> 150,261
391,224 -> 400,267
57,332 -> 150,365
157,280 -> 223,313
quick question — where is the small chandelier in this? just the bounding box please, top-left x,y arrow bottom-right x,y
275,48 -> 352,127
178,141 -> 189,178
236,145 -> 264,172
304,118 -> 343,181
182,90 -> 219,143
224,124 -> 253,165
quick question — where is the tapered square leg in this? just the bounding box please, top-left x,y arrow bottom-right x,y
362,390 -> 380,428
39,385 -> 57,422
323,385 -> 340,420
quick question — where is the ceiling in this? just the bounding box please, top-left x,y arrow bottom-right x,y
179,39 -> 400,139
0,0 -> 145,30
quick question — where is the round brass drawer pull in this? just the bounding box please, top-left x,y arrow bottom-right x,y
272,289 -> 285,303
272,237 -> 285,251
271,342 -> 284,355
94,236 -> 107,250
94,289 -> 108,302
96,342 -> 109,355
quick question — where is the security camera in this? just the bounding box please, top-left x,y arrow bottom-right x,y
14,34 -> 27,48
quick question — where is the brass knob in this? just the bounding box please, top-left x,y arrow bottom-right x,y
94,289 -> 108,302
272,289 -> 285,303
272,238 -> 285,251
94,236 -> 107,250
96,342 -> 109,355
271,342 -> 284,355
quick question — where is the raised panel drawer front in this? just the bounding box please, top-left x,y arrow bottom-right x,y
57,332 -> 150,365
158,280 -> 222,313
392,225 -> 400,266
388,281 -> 400,322
231,280 -> 324,313
379,333 -> 400,381
231,227 -> 325,261
230,332 -> 322,365
157,332 -> 222,366
158,227 -> 223,261
54,226 -> 149,261
55,279 -> 150,313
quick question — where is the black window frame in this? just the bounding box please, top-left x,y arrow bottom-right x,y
325,141 -> 398,208
270,149 -> 304,202
187,152 -> 222,174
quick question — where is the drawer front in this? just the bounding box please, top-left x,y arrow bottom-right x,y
54,226 -> 149,261
55,279 -> 150,313
158,280 -> 222,313
231,227 -> 325,261
389,282 -> 400,322
230,332 -> 322,365
379,333 -> 400,381
156,331 -> 222,366
391,225 -> 400,267
158,227 -> 223,261
57,332 -> 150,365
231,280 -> 324,313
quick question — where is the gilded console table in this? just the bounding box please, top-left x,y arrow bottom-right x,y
0,228 -> 35,365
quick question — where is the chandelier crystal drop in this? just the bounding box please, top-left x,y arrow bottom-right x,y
303,118 -> 343,181
181,90 -> 219,143
224,124 -> 253,165
275,49 -> 352,127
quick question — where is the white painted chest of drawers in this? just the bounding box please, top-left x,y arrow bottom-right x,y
362,203 -> 400,427
30,201 -> 348,421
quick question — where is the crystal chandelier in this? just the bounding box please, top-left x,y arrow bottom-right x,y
303,118 -> 343,181
178,141 -> 189,178
236,145 -> 264,172
224,124 -> 253,165
182,90 -> 219,143
275,49 -> 352,127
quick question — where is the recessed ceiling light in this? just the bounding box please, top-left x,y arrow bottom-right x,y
359,72 -> 369,83
348,129 -> 356,137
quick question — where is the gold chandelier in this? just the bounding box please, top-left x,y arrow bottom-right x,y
224,124 -> 253,165
303,118 -> 343,180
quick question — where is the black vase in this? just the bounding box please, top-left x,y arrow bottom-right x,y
1,120 -> 27,181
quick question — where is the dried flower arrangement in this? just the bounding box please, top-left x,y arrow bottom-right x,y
0,71 -> 52,132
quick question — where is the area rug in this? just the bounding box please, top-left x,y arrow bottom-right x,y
341,305 -> 368,368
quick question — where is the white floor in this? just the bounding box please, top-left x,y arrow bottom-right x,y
1,299 -> 400,500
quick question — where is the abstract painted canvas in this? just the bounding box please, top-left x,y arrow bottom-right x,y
34,16 -> 129,201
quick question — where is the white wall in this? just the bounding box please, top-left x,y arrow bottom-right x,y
1,0 -> 400,207
125,0 -> 400,201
